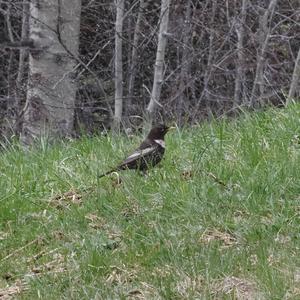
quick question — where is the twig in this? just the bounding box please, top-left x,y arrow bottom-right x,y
143,84 -> 163,108
0,237 -> 41,263
205,171 -> 226,187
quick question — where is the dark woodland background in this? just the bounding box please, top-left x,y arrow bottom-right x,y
0,0 -> 299,141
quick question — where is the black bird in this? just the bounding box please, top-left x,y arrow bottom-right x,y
99,124 -> 173,178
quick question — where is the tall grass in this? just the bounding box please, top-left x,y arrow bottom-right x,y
0,104 -> 299,299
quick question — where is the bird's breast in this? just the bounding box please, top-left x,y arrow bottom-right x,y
154,139 -> 165,148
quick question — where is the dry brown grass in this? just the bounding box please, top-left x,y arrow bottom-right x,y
212,276 -> 264,299
49,188 -> 83,209
0,279 -> 28,300
199,228 -> 238,248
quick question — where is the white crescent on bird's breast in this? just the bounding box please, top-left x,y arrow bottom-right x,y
154,139 -> 165,148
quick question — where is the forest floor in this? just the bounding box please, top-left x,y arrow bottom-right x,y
0,104 -> 300,299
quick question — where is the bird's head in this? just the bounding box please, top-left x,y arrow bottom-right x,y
147,124 -> 175,140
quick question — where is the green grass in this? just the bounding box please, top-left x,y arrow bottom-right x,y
1,104 -> 300,299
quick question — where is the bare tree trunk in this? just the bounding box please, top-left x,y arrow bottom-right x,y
127,0 -> 145,113
234,0 -> 247,106
21,0 -> 82,144
146,0 -> 170,122
288,47 -> 300,101
113,0 -> 124,131
5,0 -> 15,121
194,0 -> 217,116
177,0 -> 192,124
250,0 -> 278,107
14,0 -> 30,133
16,0 -> 30,101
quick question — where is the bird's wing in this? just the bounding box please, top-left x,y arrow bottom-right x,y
120,145 -> 157,166
138,138 -> 153,150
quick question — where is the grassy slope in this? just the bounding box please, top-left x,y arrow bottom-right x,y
0,104 -> 300,299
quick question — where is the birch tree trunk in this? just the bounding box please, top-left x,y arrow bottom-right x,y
16,0 -> 30,97
250,0 -> 278,107
146,0 -> 170,121
14,0 -> 30,134
5,0 -> 15,122
113,0 -> 124,131
21,0 -> 81,144
288,47 -> 300,101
